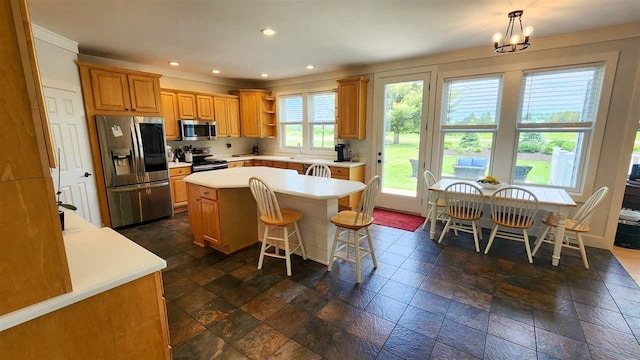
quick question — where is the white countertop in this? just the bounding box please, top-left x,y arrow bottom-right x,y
0,211 -> 166,331
217,155 -> 365,168
184,167 -> 366,199
168,161 -> 192,169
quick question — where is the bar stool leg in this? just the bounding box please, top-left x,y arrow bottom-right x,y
328,226 -> 340,271
354,229 -> 361,283
294,222 -> 307,260
283,226 -> 292,276
365,227 -> 377,268
258,225 -> 269,270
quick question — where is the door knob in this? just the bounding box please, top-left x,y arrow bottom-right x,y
84,172 -> 92,177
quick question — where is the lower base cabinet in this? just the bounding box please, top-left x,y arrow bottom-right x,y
0,272 -> 171,359
187,183 -> 258,253
170,167 -> 191,213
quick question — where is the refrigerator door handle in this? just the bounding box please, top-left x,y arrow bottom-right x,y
129,120 -> 142,183
109,181 -> 170,193
133,117 -> 149,183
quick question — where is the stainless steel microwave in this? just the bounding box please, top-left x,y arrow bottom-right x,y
179,120 -> 217,141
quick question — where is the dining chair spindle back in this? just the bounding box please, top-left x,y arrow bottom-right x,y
532,186 -> 609,269
437,182 -> 485,252
484,186 -> 539,263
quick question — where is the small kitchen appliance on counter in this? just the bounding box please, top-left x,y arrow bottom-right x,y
334,144 -> 348,162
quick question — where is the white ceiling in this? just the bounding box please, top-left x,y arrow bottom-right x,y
26,0 -> 640,81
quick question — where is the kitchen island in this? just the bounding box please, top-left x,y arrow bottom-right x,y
183,167 -> 366,264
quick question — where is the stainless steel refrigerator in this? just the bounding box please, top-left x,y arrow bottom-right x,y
96,115 -> 173,228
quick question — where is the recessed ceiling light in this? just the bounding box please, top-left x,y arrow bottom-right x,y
211,69 -> 220,74
306,65 -> 315,70
168,61 -> 180,66
260,73 -> 269,78
261,28 -> 275,36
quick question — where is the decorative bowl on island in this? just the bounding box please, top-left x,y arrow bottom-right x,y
477,176 -> 501,190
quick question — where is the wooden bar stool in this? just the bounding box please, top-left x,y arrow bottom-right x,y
305,163 -> 331,177
249,177 -> 307,276
328,176 -> 380,283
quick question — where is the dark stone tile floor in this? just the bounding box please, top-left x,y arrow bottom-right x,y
118,213 -> 640,359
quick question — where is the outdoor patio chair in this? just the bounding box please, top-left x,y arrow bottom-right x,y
453,157 -> 487,179
514,165 -> 533,182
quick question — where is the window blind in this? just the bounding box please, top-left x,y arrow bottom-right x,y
441,76 -> 502,126
308,92 -> 335,123
518,65 -> 604,126
279,95 -> 303,123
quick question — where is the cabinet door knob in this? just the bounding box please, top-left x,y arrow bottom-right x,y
203,191 -> 209,195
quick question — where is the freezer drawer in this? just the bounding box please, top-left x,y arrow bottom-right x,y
107,181 -> 173,228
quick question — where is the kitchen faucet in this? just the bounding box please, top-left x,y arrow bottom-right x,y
296,143 -> 303,159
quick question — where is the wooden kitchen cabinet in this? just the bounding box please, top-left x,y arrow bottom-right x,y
336,77 -> 368,139
177,93 -> 197,119
196,94 -> 214,120
169,167 -> 191,213
187,184 -> 258,253
80,63 -> 161,115
161,91 -> 179,140
230,89 -> 276,138
227,161 -> 244,168
330,165 -> 365,210
214,96 -> 241,137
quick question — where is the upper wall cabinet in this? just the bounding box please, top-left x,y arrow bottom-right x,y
161,91 -> 180,140
214,96 -> 240,138
78,62 -> 162,115
230,89 -> 276,138
175,92 -> 214,121
336,76 -> 368,139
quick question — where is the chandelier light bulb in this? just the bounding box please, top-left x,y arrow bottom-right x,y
492,32 -> 503,43
523,26 -> 534,36
510,34 -> 520,45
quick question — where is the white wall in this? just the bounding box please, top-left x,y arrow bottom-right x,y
33,22 -> 640,250
263,24 -> 640,250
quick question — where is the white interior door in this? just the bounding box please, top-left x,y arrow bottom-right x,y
373,71 -> 431,214
44,85 -> 101,227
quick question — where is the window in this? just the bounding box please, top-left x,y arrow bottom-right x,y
514,65 -> 604,189
279,95 -> 303,147
278,91 -> 335,152
308,92 -> 335,149
439,75 -> 502,179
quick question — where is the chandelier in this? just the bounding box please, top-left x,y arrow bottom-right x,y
493,10 -> 533,53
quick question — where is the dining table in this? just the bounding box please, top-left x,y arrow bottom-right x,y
428,179 -> 577,266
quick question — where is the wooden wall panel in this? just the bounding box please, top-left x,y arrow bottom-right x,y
0,178 -> 72,315
0,0 -> 72,316
0,273 -> 171,360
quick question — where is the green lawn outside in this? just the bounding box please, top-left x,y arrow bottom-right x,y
382,132 -> 574,191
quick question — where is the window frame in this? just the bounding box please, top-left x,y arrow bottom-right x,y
277,89 -> 336,155
432,52 -> 618,200
437,74 -> 504,179
307,91 -> 336,151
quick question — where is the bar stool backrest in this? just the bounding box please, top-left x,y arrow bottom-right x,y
249,177 -> 283,222
353,176 -> 381,226
305,164 -> 332,178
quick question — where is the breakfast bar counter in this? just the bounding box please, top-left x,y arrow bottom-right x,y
183,167 -> 366,263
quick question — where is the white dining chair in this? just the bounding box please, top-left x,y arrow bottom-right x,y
421,170 -> 450,231
437,182 -> 484,252
532,186 -> 609,269
305,163 -> 331,178
328,176 -> 380,283
484,186 -> 539,263
249,176 -> 307,276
